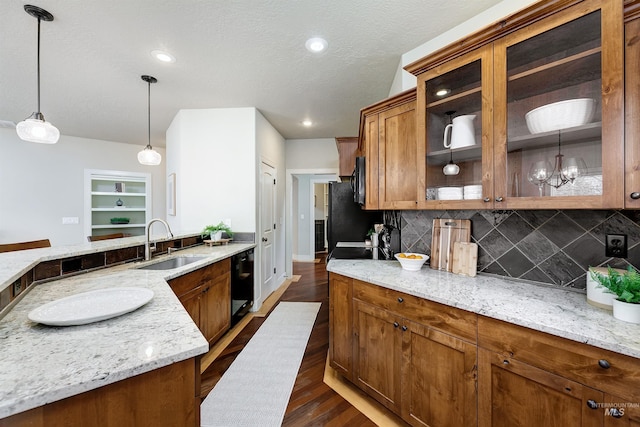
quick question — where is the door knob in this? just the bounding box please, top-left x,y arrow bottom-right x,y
495,196 -> 504,202
483,197 -> 491,203
262,237 -> 268,242
631,192 -> 640,200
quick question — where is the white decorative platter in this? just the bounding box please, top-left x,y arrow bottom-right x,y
28,287 -> 154,326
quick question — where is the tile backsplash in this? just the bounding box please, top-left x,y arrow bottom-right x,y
400,210 -> 640,290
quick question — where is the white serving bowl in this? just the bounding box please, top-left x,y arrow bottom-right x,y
525,98 -> 596,134
394,253 -> 429,271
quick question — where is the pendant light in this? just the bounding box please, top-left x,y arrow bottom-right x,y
442,111 -> 459,176
16,5 -> 60,144
137,75 -> 162,166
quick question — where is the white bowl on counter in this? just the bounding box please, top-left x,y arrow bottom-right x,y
394,253 -> 429,271
525,98 -> 596,134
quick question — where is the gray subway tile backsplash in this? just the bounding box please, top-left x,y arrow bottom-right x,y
399,209 -> 640,291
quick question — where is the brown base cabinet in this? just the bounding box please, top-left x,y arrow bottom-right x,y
329,273 -> 640,426
0,358 -> 200,427
331,273 -> 478,427
329,273 -> 353,379
169,258 -> 231,346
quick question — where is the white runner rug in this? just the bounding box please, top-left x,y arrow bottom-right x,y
201,301 -> 321,427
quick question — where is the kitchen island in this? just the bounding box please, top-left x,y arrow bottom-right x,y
0,238 -> 255,425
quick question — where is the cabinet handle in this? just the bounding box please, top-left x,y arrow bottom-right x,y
397,297 -> 404,303
393,322 -> 399,328
598,359 -> 611,369
262,237 -> 268,242
401,325 -> 407,331
586,400 -> 598,410
483,197 -> 491,203
502,360 -> 509,365
495,196 -> 504,202
631,192 -> 640,200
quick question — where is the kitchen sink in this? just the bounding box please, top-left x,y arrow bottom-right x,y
137,256 -> 208,270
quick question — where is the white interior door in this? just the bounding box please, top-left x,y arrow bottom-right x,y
261,162 -> 276,297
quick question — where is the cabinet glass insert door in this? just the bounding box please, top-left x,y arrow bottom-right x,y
505,11 -> 602,199
422,44 -> 492,206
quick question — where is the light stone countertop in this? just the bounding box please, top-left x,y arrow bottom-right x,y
0,241 -> 255,420
327,259 -> 640,360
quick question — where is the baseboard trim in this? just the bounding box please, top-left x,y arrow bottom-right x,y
322,355 -> 407,426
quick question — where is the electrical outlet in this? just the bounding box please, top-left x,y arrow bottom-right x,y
605,234 -> 627,258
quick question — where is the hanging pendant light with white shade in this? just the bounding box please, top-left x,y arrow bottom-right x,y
16,5 -> 60,144
137,75 -> 162,166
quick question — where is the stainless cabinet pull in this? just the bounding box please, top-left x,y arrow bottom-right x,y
393,322 -> 399,328
397,297 -> 404,303
586,400 -> 598,410
495,196 -> 504,202
631,192 -> 640,200
401,325 -> 407,331
483,197 -> 491,202
598,359 -> 611,369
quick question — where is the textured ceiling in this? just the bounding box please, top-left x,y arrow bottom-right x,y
1,0 -> 503,147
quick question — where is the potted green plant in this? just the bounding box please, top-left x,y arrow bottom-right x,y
201,222 -> 233,241
110,217 -> 130,224
590,266 -> 640,323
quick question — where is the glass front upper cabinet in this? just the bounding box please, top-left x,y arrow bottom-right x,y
494,1 -> 624,209
417,45 -> 493,209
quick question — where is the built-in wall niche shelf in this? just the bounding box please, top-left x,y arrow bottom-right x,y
84,169 -> 152,239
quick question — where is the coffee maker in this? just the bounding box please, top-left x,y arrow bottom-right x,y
379,224 -> 401,259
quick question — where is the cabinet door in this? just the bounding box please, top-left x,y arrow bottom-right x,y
625,16 -> 640,208
353,299 -> 402,413
402,321 -> 477,427
179,288 -> 201,327
604,393 -> 640,426
378,100 -> 418,209
478,349 -> 604,427
329,273 -> 353,379
200,272 -> 231,345
494,0 -> 624,209
417,44 -> 494,209
364,113 -> 380,210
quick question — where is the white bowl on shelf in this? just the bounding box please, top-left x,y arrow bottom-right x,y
394,253 -> 429,271
525,98 -> 596,134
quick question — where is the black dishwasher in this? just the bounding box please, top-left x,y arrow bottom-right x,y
231,249 -> 254,326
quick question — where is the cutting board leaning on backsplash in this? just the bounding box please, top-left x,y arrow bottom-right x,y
431,219 -> 471,272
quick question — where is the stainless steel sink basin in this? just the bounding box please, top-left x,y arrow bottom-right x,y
137,256 -> 208,270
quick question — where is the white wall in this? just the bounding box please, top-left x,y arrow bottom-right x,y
255,109 -> 287,299
0,128 -> 165,246
285,138 -> 339,169
391,0 -> 540,95
166,108 -> 256,234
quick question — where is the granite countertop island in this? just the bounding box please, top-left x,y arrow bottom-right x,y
0,240 -> 255,420
327,259 -> 640,360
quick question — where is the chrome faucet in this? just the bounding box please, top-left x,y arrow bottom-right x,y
145,218 -> 173,261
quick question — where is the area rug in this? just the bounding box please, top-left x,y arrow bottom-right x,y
201,301 -> 321,427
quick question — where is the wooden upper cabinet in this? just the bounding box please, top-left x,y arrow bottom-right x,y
335,137 -> 359,178
416,44 -> 494,210
625,8 -> 640,208
495,0 -> 624,209
407,0 -> 625,210
359,89 -> 418,210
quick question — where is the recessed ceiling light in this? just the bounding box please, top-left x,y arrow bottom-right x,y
151,50 -> 176,63
305,37 -> 328,53
436,88 -> 451,97
302,119 -> 313,127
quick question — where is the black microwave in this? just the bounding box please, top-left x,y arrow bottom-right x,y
352,156 -> 365,205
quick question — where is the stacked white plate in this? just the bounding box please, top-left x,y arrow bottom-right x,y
463,184 -> 482,200
437,186 -> 463,200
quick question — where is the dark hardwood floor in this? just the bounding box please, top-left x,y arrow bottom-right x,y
200,253 -> 376,426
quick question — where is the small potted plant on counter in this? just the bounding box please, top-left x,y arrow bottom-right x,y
201,222 -> 233,241
590,266 -> 640,324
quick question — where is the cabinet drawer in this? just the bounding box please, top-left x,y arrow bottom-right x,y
478,315 -> 640,400
353,279 -> 477,343
169,258 -> 230,297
